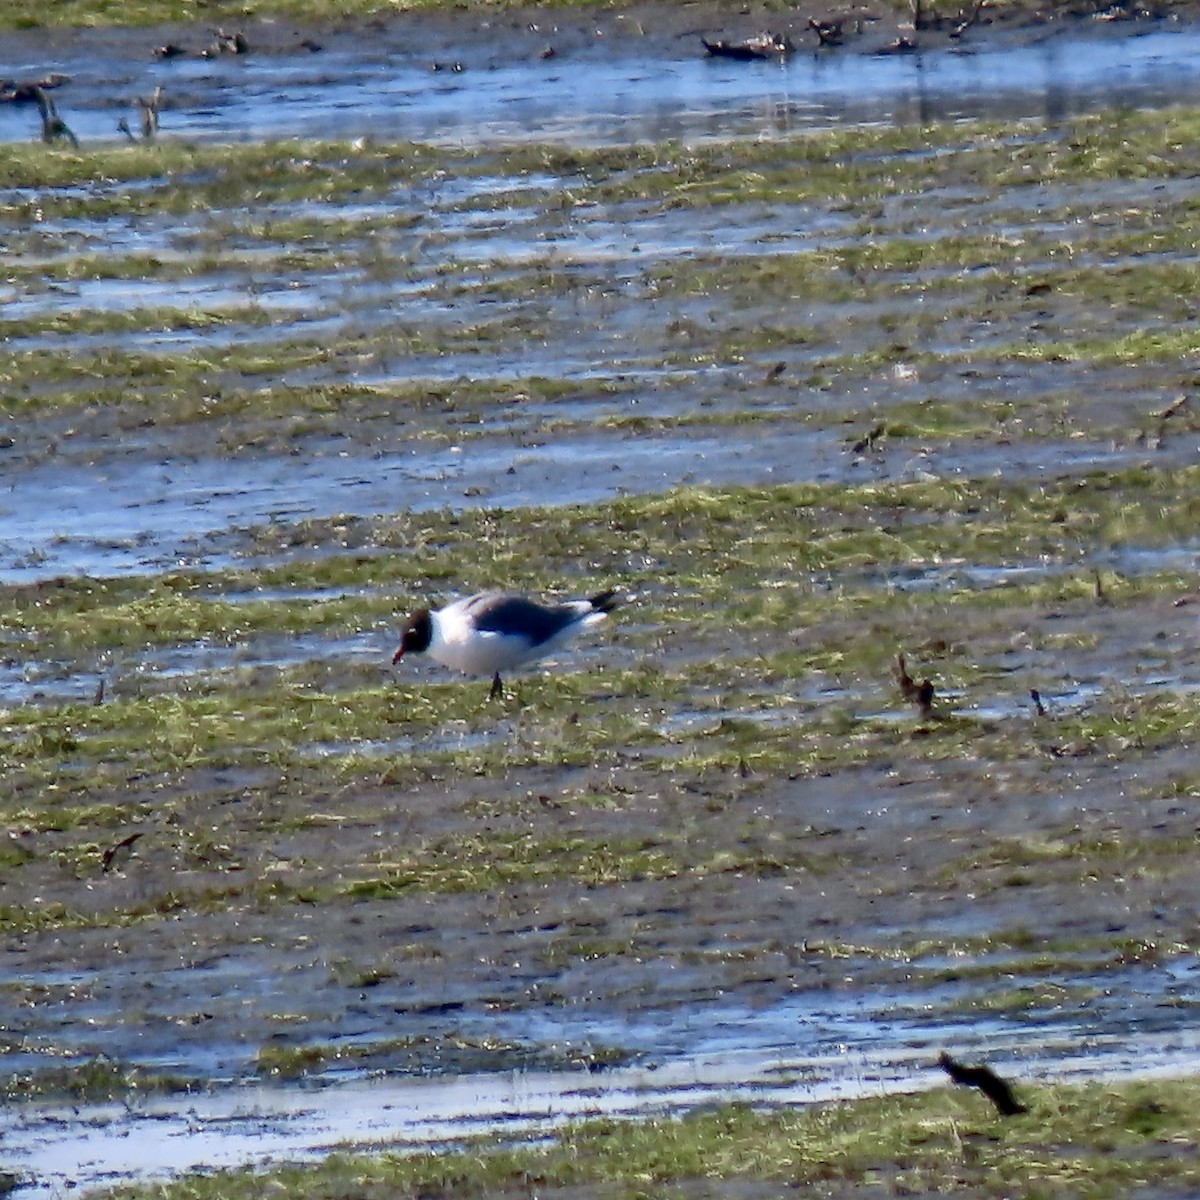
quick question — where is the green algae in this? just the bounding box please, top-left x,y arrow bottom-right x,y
0,1055 -> 193,1101
7,107 -> 1200,447
0,305 -> 272,342
252,1031 -> 630,1079
3,467 -> 1196,671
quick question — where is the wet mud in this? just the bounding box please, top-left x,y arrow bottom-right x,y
4,4 -> 1200,1196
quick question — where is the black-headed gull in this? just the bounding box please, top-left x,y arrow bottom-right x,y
393,589 -> 621,698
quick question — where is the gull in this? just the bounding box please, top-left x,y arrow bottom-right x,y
393,589 -> 621,698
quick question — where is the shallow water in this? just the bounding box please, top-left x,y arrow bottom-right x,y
4,955 -> 1200,1198
4,22 -> 1200,148
4,425 -> 1197,587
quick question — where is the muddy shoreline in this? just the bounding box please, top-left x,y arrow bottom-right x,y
7,0 -> 1200,66
4,5 -> 1200,1196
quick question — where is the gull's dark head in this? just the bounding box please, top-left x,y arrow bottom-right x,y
392,609 -> 433,664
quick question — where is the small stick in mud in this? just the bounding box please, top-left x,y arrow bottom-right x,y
1156,394 -> 1188,422
938,1050 -> 1028,1116
102,832 -> 144,874
92,677 -> 105,706
1030,688 -> 1046,717
896,652 -> 919,700
1093,570 -> 1109,604
850,423 -> 886,455
1148,394 -> 1189,447
897,654 -> 936,718
121,88 -> 164,141
137,87 -> 163,139
33,87 -> 79,148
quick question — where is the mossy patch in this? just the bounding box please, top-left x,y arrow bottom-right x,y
100,1075 -> 1200,1199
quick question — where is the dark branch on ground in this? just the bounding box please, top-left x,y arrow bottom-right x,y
938,1050 -> 1028,1116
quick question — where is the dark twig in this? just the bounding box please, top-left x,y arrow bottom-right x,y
137,86 -> 163,139
120,88 -> 163,141
938,1051 -> 1027,1116
1156,394 -> 1188,422
897,653 -> 936,717
102,832 -> 144,874
33,87 -> 79,147
851,422 -> 886,454
1030,688 -> 1046,717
